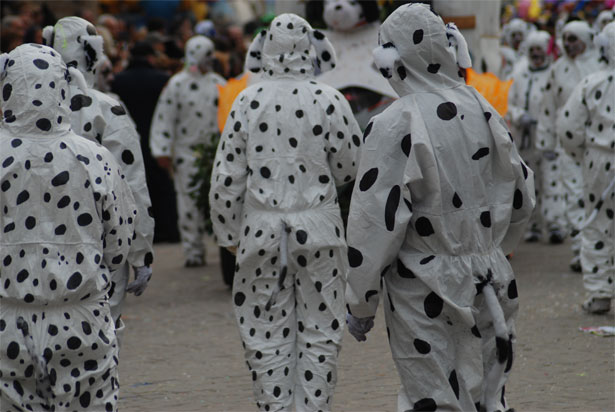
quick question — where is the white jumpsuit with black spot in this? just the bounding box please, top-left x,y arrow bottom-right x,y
558,24 -> 615,301
44,16 -> 155,331
150,36 -> 226,263
536,21 -> 604,253
507,42 -> 551,238
210,14 -> 360,412
0,44 -> 136,412
346,6 -> 535,412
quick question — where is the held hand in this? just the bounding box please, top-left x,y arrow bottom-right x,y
126,266 -> 152,296
346,313 -> 375,342
226,246 -> 237,256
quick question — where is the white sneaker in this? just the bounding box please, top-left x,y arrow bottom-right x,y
582,298 -> 611,314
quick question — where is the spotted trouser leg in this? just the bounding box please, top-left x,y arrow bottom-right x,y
233,245 -> 296,412
0,294 -> 120,411
581,214 -> 615,300
175,188 -> 205,261
384,272 -> 518,412
292,246 -> 345,412
108,262 -> 129,347
560,150 -> 584,254
173,151 -> 205,262
540,154 -> 567,234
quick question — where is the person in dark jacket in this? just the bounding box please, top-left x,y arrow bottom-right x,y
112,41 -> 180,243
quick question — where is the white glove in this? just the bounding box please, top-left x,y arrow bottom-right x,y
346,313 -> 375,342
520,112 -> 535,129
126,266 -> 152,296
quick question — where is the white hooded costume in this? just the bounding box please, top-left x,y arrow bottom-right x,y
42,17 -> 155,331
557,22 -> 615,310
150,35 -> 226,265
499,18 -> 533,80
536,21 -> 604,259
210,14 -> 361,411
345,4 -> 534,412
507,31 -> 552,240
0,44 -> 136,411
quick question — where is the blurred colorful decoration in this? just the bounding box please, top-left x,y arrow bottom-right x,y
528,0 -> 542,20
466,68 -> 513,117
516,0 -> 532,18
216,73 -> 250,132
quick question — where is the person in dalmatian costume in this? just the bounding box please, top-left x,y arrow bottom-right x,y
306,0 -> 397,128
507,31 -> 553,243
150,35 -> 226,268
594,9 -> 614,33
557,22 -> 615,315
210,13 -> 361,411
344,4 -> 535,412
535,20 -> 605,272
0,44 -> 137,412
42,16 -> 155,340
499,18 -> 534,80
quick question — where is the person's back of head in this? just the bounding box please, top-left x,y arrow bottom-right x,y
0,43 -> 73,137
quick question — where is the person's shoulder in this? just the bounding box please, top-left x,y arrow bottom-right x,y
88,88 -> 129,118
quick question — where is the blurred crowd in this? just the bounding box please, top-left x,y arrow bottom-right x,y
0,0 -> 268,81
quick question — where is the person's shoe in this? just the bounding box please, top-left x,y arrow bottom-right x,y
569,255 -> 582,273
185,256 -> 205,268
549,230 -> 565,244
582,297 -> 611,314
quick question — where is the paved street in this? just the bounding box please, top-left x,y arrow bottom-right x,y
118,237 -> 614,411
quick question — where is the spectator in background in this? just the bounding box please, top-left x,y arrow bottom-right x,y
1,15 -> 26,52
112,42 -> 181,244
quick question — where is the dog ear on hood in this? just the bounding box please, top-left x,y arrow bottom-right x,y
373,42 -> 401,79
309,29 -> 337,72
245,29 -> 267,73
445,23 -> 472,69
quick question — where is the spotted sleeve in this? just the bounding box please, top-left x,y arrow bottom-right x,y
557,79 -> 589,162
209,98 -> 249,247
150,78 -> 178,158
100,152 -> 138,272
324,89 -> 362,186
535,68 -> 558,151
345,113 -> 414,318
102,103 -> 155,268
499,123 -> 536,255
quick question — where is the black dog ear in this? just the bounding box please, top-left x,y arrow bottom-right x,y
305,0 -> 327,29
359,0 -> 380,23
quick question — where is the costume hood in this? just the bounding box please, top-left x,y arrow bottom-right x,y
596,21 -> 615,68
184,35 -> 215,72
562,20 -> 595,55
523,30 -> 551,52
372,3 -> 469,97
245,13 -> 336,79
1,44 -> 74,138
42,16 -> 104,87
502,18 -> 533,47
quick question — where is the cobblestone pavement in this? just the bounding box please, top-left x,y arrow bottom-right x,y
118,237 -> 614,411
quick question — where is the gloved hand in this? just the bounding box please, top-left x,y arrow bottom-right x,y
126,266 -> 152,296
520,112 -> 535,128
346,313 -> 375,342
542,150 -> 558,161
